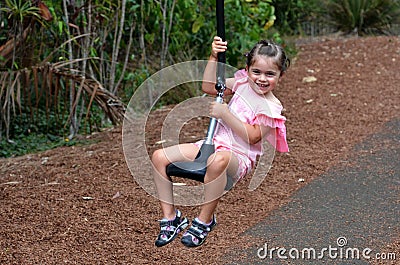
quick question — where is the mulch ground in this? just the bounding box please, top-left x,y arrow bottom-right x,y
1,36 -> 399,264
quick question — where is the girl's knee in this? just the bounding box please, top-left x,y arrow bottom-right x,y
152,148 -> 167,164
207,152 -> 230,171
204,153 -> 229,184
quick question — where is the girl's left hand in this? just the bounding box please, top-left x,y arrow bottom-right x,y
211,36 -> 227,59
209,101 -> 228,119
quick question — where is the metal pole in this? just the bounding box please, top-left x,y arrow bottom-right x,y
204,0 -> 226,145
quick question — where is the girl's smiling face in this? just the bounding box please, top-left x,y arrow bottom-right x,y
246,55 -> 282,95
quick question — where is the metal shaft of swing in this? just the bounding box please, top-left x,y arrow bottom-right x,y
205,0 -> 226,145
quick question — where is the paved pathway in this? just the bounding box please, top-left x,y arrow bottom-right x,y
226,118 -> 399,264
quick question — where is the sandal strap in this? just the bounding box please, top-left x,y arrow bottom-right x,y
192,219 -> 211,232
158,220 -> 175,237
187,226 -> 205,239
159,220 -> 175,228
187,219 -> 212,239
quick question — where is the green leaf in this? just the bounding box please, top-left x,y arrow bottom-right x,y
145,33 -> 155,44
192,15 -> 205,33
58,21 -> 63,35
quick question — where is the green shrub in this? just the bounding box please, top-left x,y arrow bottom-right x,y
272,0 -> 324,35
0,133 -> 72,158
324,0 -> 400,35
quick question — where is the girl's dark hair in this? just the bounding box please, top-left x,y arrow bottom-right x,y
245,40 -> 290,75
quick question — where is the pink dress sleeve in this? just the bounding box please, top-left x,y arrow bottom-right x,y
234,69 -> 247,79
232,69 -> 248,93
251,113 -> 289,153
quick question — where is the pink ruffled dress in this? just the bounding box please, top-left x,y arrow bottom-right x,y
198,69 -> 289,180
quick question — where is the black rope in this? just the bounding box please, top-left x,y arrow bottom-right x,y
216,0 -> 225,87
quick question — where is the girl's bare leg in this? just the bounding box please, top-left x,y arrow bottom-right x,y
198,151 -> 239,223
152,143 -> 199,219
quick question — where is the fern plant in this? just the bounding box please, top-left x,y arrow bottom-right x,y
1,0 -> 41,24
324,0 -> 400,35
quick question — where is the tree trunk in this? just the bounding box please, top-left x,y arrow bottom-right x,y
158,0 -> 176,69
110,0 -> 127,95
139,0 -> 147,66
63,0 -> 78,139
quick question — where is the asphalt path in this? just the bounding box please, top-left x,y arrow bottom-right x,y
226,118 -> 399,264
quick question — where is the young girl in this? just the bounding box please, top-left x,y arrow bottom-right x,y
152,36 -> 290,248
